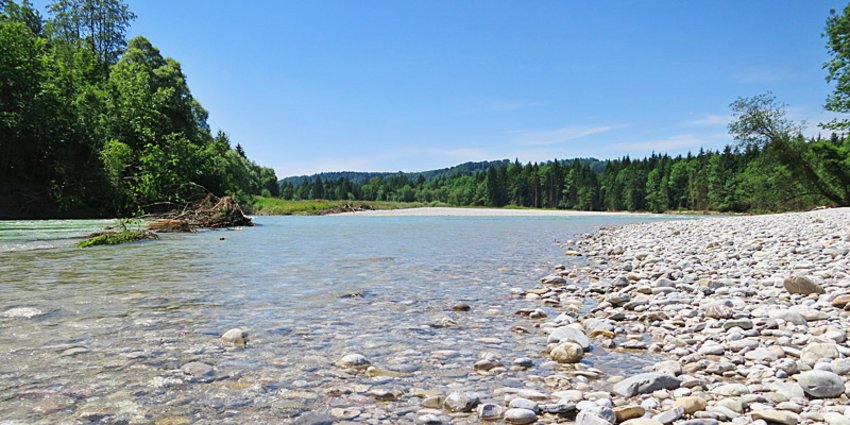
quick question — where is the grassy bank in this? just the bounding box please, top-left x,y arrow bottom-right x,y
247,197 -> 435,215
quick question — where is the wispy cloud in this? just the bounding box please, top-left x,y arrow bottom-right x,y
511,125 -> 623,146
425,147 -> 492,161
686,114 -> 730,126
615,134 -> 724,152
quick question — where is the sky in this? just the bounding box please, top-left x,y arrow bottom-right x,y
36,1 -> 850,177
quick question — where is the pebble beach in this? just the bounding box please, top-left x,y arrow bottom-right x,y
3,208 -> 850,425
441,207 -> 850,425
327,207 -> 850,425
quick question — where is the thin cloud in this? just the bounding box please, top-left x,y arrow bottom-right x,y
615,134 -> 710,152
687,114 -> 731,126
512,125 -> 623,146
426,147 -> 493,161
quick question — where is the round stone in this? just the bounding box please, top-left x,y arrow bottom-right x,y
796,370 -> 845,398
550,341 -> 584,363
504,408 -> 537,424
221,328 -> 248,345
337,353 -> 371,369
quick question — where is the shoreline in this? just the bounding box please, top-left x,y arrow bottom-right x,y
494,207 -> 850,424
332,206 -> 666,217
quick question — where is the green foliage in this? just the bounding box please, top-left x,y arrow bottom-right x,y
824,4 -> 850,130
247,196 -> 429,216
280,139 -> 848,213
1,0 -> 276,218
76,229 -> 156,247
280,160 -> 512,186
47,0 -> 135,65
730,93 -> 850,206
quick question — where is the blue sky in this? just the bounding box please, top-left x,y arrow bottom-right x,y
38,1 -> 850,176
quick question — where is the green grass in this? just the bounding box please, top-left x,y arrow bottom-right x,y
77,230 -> 158,247
247,197 -> 434,215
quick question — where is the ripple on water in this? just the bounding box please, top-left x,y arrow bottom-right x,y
0,214 -> 676,423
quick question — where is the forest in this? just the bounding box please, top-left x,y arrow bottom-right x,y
0,0 -> 278,218
280,125 -> 850,213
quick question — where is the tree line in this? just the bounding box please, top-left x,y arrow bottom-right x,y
278,132 -> 845,213
1,0 -> 278,218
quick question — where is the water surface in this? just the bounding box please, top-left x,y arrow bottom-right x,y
0,214 -> 678,424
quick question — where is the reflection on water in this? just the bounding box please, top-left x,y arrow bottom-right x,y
0,215 -> 672,423
0,219 -> 118,252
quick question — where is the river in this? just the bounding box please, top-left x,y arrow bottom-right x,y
0,213 -> 679,424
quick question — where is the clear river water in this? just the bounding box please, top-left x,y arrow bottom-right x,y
0,214 -> 678,424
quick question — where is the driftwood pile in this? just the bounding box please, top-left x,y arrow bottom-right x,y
147,195 -> 252,232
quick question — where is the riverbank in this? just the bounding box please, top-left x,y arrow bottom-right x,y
246,196 -> 430,215
333,206 -> 647,217
499,207 -> 850,425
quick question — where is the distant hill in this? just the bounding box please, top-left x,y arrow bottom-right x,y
279,160 -> 512,186
278,158 -> 609,187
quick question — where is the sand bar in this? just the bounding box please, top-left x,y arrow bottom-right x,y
334,206 -> 657,217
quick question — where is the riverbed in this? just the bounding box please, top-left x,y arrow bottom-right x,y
0,213 -> 678,424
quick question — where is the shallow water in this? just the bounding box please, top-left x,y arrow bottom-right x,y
0,214 -> 678,424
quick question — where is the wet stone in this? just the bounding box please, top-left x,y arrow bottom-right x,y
504,408 -> 537,424
783,275 -> 824,295
477,403 -> 504,421
442,391 -> 479,412
337,354 -> 371,370
613,373 -> 681,397
180,361 -> 213,377
796,370 -> 845,398
221,328 -> 248,345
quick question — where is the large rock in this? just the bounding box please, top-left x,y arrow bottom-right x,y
443,391 -> 480,412
547,326 -> 591,350
337,353 -> 371,369
796,370 -> 845,398
710,383 -> 750,396
783,275 -> 825,295
550,341 -> 584,363
800,342 -> 839,366
613,373 -> 681,397
751,410 -> 800,425
576,407 -> 615,425
541,275 -> 568,285
221,328 -> 248,345
831,294 -> 850,308
767,310 -> 807,325
504,408 -> 537,424
614,406 -> 645,422
823,412 -> 850,425
674,396 -> 707,414
705,305 -> 734,319
477,403 -> 504,421
508,397 -> 538,412
652,406 -> 684,424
